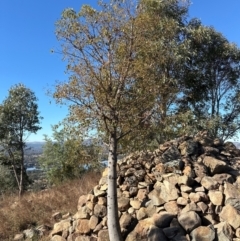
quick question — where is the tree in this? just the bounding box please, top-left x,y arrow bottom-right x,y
54,1 -> 240,238
0,83 -> 42,196
53,1 -> 159,240
131,0 -> 191,145
95,0 -> 191,152
179,19 -> 240,140
39,120 -> 101,185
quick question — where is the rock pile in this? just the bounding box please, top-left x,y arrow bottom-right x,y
16,131 -> 240,241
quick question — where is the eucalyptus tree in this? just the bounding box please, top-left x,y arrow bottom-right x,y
179,19 -> 240,140
121,0 -> 192,146
53,1 -> 161,239
0,84 -> 42,196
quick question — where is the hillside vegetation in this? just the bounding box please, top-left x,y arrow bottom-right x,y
1,0 -> 240,240
0,171 -> 101,241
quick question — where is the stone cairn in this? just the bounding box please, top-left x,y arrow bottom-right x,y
15,131 -> 240,241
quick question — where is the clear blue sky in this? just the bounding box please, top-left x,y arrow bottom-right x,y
0,0 -> 240,142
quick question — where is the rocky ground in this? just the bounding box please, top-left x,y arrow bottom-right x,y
14,131 -> 240,241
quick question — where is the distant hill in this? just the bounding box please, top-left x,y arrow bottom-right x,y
23,140 -> 240,153
25,142 -> 45,154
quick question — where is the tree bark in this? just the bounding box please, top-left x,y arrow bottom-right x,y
107,133 -> 123,241
19,163 -> 23,197
8,149 -> 21,196
18,144 -> 25,197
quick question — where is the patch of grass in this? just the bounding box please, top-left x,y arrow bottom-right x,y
0,170 -> 102,241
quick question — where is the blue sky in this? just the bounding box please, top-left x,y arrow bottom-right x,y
0,0 -> 240,142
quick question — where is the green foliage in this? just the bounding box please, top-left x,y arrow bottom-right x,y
39,121 -> 101,185
114,0 -> 191,147
178,20 -> 240,140
0,83 -> 42,195
119,1 -> 240,145
0,83 -> 42,139
0,164 -> 17,194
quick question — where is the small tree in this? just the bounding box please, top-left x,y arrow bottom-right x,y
0,83 -> 42,196
54,1 -> 159,240
39,120 -> 100,185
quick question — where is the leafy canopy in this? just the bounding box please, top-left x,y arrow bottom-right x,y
39,120 -> 101,184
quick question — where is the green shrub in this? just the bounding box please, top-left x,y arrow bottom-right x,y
0,165 -> 17,194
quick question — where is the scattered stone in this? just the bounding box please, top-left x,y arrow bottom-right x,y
220,204 -> 240,230
190,226 -> 215,241
51,235 -> 66,241
130,199 -> 141,209
50,220 -> 71,237
177,197 -> 188,206
13,234 -> 24,241
208,190 -> 224,206
136,207 -> 147,220
201,176 -> 218,190
118,197 -> 130,212
93,204 -> 107,218
119,213 -> 132,229
89,215 -> 99,230
214,221 -> 234,241
148,225 -> 168,241
178,211 -> 201,232
148,189 -> 165,206
164,201 -> 180,215
98,230 -> 109,241
76,219 -> 91,234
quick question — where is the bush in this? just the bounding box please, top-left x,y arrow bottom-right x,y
0,165 -> 17,194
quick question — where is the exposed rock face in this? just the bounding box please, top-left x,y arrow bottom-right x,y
16,131 -> 240,240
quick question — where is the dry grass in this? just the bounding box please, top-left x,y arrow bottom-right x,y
0,170 -> 102,241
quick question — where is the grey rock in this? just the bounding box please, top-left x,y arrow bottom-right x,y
201,176 -> 218,190
160,180 -> 179,202
163,226 -> 183,239
178,211 -> 201,232
203,156 -> 229,175
214,222 -> 233,241
178,139 -> 198,156
148,226 -> 168,241
224,182 -> 240,210
193,163 -> 208,178
148,189 -> 165,206
162,145 -> 181,163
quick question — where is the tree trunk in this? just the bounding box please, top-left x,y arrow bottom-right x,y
12,163 -> 20,190
18,144 -> 25,197
18,163 -> 23,197
8,149 -> 22,196
107,133 -> 123,241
